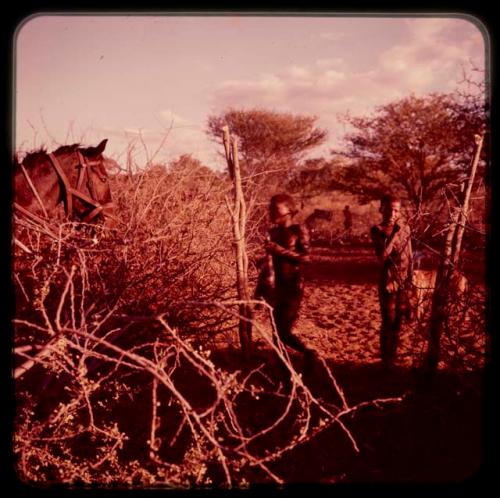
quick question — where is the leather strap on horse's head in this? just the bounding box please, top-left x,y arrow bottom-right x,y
16,149 -> 119,230
76,150 -> 99,200
75,151 -> 88,191
48,152 -> 73,218
47,150 -> 116,224
75,150 -> 118,223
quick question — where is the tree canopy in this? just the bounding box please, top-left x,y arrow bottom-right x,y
286,157 -> 345,204
207,108 -> 327,182
332,93 -> 486,212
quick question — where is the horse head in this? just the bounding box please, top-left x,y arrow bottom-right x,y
74,139 -> 117,227
14,139 -> 117,229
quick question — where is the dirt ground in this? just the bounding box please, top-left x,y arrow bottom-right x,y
13,246 -> 489,488
227,246 -> 489,485
249,246 -> 486,370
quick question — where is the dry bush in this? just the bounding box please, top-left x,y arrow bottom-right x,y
405,271 -> 487,372
107,155 -> 237,340
13,155 -> 403,488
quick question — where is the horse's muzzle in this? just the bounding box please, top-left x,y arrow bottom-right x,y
101,202 -> 119,230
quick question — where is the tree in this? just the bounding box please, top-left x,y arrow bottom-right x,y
207,108 -> 327,187
286,156 -> 346,206
333,93 -> 486,213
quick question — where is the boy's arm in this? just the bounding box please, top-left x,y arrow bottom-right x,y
297,225 -> 311,258
371,224 -> 401,262
265,226 -> 310,262
370,225 -> 386,262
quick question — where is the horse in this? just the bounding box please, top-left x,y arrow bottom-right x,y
305,208 -> 333,229
305,209 -> 333,244
14,139 -> 117,230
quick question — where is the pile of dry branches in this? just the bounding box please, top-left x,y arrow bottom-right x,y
13,159 -> 403,487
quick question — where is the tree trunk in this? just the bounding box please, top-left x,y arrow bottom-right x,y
425,208 -> 458,370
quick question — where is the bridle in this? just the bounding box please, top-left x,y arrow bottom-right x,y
14,149 -> 118,226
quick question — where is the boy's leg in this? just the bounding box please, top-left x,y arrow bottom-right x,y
380,291 -> 399,367
273,297 -> 316,385
274,292 -> 311,354
390,290 -> 403,358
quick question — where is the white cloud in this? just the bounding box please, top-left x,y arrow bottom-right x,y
158,109 -> 191,126
404,17 -> 454,39
379,17 -> 484,94
77,18 -> 485,168
209,18 -> 486,158
319,69 -> 345,85
286,65 -> 311,78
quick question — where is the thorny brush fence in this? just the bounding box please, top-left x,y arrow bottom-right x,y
12,160 -> 399,487
12,159 -> 486,487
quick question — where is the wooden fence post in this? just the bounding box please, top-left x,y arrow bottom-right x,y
222,126 -> 253,359
451,134 -> 484,266
425,134 -> 484,371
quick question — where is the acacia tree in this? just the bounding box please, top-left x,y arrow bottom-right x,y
286,156 -> 347,207
333,93 -> 486,213
207,108 -> 327,191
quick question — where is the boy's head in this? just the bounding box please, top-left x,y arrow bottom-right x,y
269,193 -> 297,225
379,194 -> 401,224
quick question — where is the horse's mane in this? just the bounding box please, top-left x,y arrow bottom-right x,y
18,148 -> 47,169
53,143 -> 81,155
19,144 -> 81,169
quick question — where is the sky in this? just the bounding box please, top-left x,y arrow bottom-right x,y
14,14 -> 487,171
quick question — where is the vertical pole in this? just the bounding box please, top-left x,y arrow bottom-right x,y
425,134 -> 484,371
451,134 -> 484,266
222,126 -> 253,358
425,207 -> 458,371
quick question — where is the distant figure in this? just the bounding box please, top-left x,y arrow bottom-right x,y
342,205 -> 353,244
343,205 -> 353,232
370,194 -> 413,368
255,194 -> 316,366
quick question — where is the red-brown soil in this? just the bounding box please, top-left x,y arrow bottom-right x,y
222,246 -> 489,484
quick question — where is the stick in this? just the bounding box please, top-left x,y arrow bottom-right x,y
425,133 -> 484,371
222,127 -> 252,358
451,133 -> 484,266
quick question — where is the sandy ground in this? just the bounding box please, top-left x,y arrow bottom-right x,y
298,282 -> 387,364
249,246 -> 486,371
229,246 -> 488,483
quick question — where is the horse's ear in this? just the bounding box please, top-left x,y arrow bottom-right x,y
95,139 -> 108,155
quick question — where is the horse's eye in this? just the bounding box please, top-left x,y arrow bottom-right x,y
93,172 -> 107,182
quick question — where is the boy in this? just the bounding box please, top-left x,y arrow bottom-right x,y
258,194 -> 316,361
370,194 -> 413,368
